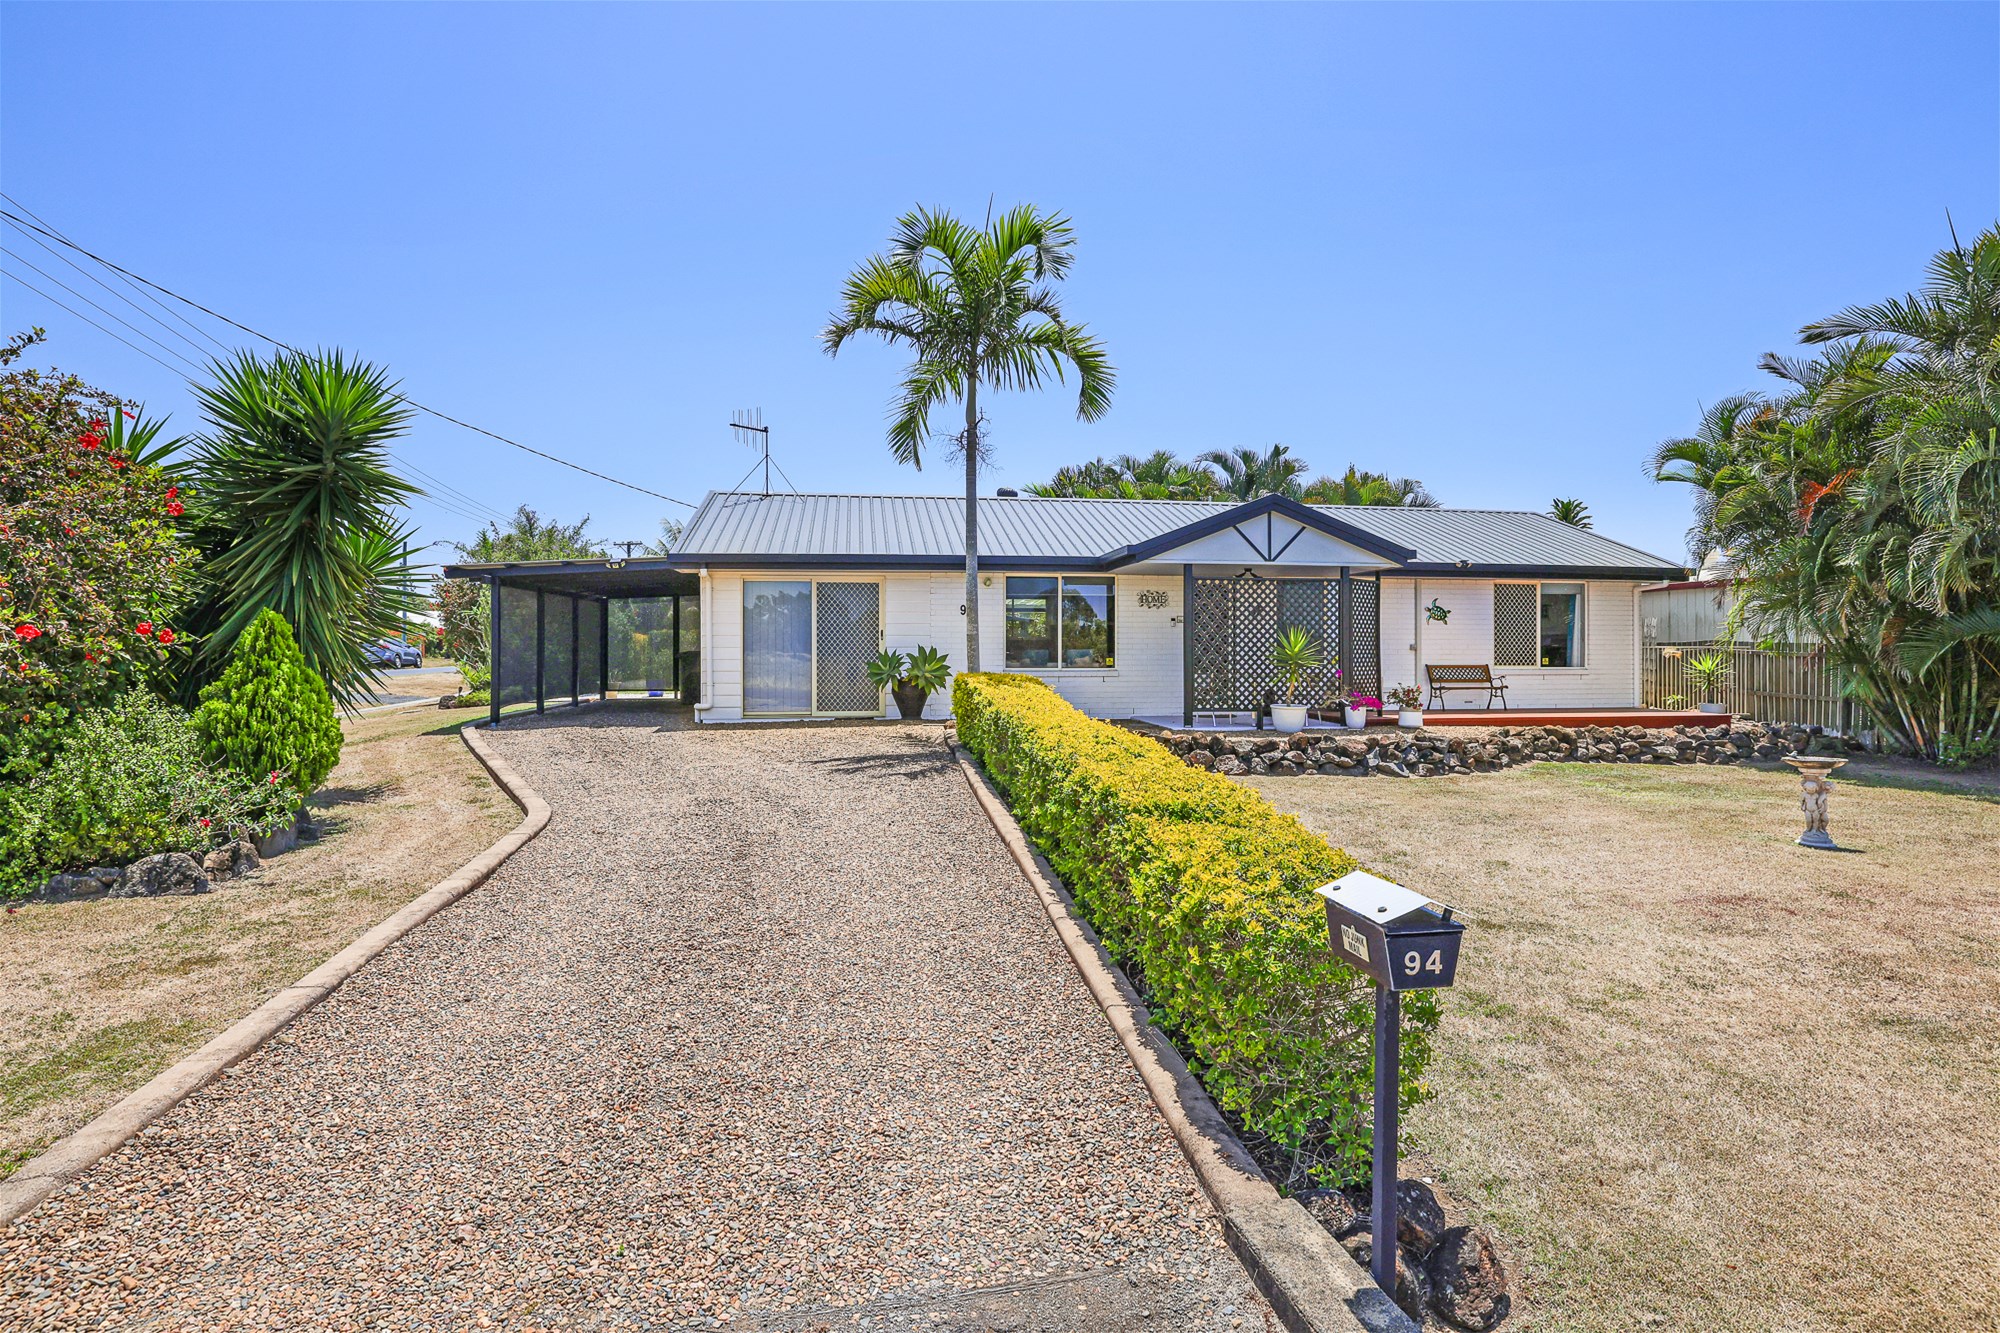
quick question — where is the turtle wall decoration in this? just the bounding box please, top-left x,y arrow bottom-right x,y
1425,598 -> 1451,624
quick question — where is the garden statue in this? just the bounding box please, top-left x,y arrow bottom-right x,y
1782,755 -> 1849,851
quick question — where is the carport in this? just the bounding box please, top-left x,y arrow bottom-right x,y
440,557 -> 701,727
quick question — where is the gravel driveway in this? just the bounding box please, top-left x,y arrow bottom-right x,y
1,706 -> 1268,1330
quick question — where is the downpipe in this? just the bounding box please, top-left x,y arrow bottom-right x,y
692,565 -> 714,717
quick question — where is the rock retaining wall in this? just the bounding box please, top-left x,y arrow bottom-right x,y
1150,721 -> 1827,778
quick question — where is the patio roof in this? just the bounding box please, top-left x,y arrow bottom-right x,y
438,557 -> 698,599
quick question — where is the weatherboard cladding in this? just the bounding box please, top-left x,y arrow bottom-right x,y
674,492 -> 1682,575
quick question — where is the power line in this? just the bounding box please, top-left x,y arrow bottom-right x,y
0,203 -> 698,509
1,267 -> 210,385
1,247 -> 210,378
1,193 -> 235,358
1,214 -> 230,362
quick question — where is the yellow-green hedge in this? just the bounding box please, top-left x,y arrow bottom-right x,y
954,672 -> 1437,1185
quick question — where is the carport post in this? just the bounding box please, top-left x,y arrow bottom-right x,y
534,590 -> 546,716
570,595 -> 581,706
671,594 -> 681,694
598,597 -> 610,699
1181,564 -> 1195,728
487,575 -> 501,729
1338,566 -> 1353,697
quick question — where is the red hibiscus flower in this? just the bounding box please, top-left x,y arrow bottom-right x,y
156,628 -> 175,644
135,622 -> 153,636
78,434 -> 101,450
166,501 -> 185,517
268,771 -> 281,785
110,456 -> 127,469
165,486 -> 179,499
12,623 -> 40,640
198,817 -> 212,828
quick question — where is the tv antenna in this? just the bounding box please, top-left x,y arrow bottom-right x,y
732,408 -> 771,496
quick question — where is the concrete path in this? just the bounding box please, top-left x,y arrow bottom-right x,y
1,707 -> 1269,1331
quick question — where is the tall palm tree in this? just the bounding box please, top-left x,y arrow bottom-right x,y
186,349 -> 423,708
1028,450 -> 1220,499
1198,444 -> 1308,500
824,205 -> 1114,671
1547,497 -> 1593,528
1298,465 -> 1439,507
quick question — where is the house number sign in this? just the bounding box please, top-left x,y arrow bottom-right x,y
1137,589 -> 1170,609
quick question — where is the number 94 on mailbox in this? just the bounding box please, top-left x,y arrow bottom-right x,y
1317,870 -> 1464,992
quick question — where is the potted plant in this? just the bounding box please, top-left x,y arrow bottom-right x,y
1270,627 -> 1324,732
1686,652 -> 1733,714
867,645 -> 953,719
1345,693 -> 1381,729
1385,684 -> 1425,728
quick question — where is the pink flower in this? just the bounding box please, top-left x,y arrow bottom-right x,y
268,771 -> 280,785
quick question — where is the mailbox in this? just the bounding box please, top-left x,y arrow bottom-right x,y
1318,870 -> 1464,992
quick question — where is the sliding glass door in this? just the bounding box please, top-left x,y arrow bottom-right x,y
742,579 -> 882,716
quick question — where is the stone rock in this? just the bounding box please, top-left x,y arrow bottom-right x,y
1214,754 -> 1246,776
201,839 -> 261,882
1381,761 -> 1412,778
110,853 -> 209,898
35,872 -> 108,902
1298,1188 -> 1365,1239
1396,1179 -> 1449,1256
1342,1231 -> 1432,1322
1185,750 -> 1215,770
1425,1225 -> 1511,1330
86,866 -> 123,887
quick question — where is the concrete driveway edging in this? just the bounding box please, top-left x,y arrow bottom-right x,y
951,744 -> 1418,1333
0,720 -> 550,1227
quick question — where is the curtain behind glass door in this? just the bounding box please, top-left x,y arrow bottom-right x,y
744,580 -> 812,713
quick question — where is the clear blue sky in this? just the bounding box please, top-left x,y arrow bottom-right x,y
4,2 -> 1994,566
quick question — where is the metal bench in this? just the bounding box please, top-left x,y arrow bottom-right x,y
1424,664 -> 1509,710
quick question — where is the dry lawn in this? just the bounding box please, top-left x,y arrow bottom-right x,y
1249,758 -> 2000,1333
0,696 -> 516,1177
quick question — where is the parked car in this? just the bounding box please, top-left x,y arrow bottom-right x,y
364,640 -> 423,668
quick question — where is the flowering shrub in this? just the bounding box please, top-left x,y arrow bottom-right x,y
0,692 -> 288,897
193,608 -> 342,803
0,331 -> 194,778
952,673 -> 1439,1186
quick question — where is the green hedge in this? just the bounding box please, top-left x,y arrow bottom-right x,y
953,672 -> 1438,1185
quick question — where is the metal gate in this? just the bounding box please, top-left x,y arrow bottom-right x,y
1189,573 -> 1378,711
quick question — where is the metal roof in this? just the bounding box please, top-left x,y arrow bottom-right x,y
671,492 -> 1685,578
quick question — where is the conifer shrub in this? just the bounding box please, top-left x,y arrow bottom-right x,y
953,672 -> 1439,1186
193,608 -> 343,802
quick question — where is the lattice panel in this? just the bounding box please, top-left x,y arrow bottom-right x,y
1348,577 -> 1381,700
1189,576 -> 1343,711
1493,583 -> 1540,667
814,581 -> 881,714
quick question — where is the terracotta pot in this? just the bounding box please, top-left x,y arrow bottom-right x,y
891,682 -> 929,719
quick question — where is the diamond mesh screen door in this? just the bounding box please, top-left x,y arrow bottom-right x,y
813,581 -> 881,715
1493,583 -> 1540,667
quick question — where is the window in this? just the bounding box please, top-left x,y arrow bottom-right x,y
1540,584 -> 1584,667
1493,582 -> 1585,668
1006,576 -> 1115,668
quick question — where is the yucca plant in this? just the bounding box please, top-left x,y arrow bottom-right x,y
1685,652 -> 1733,705
187,349 -> 423,708
1272,626 -> 1324,706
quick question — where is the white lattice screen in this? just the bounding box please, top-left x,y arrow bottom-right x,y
1493,583 -> 1540,667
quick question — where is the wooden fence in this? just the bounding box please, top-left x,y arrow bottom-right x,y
1642,641 -> 1858,733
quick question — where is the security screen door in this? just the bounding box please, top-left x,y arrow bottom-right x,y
813,580 -> 882,715
742,579 -> 881,716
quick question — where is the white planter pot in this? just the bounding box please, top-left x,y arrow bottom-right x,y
1397,709 -> 1424,728
1698,701 -> 1729,714
1344,706 -> 1367,729
1270,704 -> 1310,732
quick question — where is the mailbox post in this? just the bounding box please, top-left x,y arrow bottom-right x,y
1317,870 -> 1465,1296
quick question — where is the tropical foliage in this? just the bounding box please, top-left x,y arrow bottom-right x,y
438,506 -> 602,670
178,349 -> 423,708
1029,447 -> 1438,507
1653,225 -> 2000,760
824,204 -> 1115,671
0,692 -> 286,897
954,672 -> 1437,1186
193,608 -> 344,803
1548,497 -> 1593,527
0,330 -> 197,779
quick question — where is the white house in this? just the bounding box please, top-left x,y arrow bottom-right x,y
446,491 -> 1688,727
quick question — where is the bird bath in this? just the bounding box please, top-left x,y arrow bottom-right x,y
1783,755 -> 1850,850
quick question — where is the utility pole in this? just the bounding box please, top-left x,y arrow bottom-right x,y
611,541 -> 645,558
